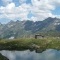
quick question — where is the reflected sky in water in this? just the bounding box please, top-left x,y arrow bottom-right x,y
0,49 -> 60,60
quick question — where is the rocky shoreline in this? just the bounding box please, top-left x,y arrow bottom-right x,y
0,53 -> 9,60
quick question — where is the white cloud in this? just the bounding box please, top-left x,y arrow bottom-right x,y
30,0 -> 60,21
30,16 -> 38,21
0,0 -> 60,22
48,0 -> 60,6
0,3 -> 31,20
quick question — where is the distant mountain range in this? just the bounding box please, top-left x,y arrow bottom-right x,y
0,17 -> 60,39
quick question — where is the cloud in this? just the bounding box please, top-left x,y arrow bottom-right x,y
30,0 -> 60,21
48,0 -> 60,6
0,3 -> 31,20
0,0 -> 60,22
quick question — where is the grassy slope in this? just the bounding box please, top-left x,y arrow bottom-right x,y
0,37 -> 60,51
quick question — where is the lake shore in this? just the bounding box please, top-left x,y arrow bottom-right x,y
0,37 -> 60,52
0,53 -> 9,60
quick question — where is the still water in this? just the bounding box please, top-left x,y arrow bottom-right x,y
0,49 -> 60,60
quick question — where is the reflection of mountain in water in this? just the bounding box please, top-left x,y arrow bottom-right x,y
0,49 -> 60,60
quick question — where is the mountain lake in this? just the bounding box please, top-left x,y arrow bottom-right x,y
0,49 -> 60,60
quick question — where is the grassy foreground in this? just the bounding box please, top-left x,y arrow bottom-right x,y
0,37 -> 60,52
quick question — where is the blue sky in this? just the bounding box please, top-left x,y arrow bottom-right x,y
52,6 -> 60,15
0,0 -> 60,24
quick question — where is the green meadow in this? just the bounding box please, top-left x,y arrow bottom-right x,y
0,37 -> 60,52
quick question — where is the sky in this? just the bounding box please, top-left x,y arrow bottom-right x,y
0,0 -> 60,23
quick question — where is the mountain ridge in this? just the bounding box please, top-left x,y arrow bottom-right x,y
0,17 -> 60,39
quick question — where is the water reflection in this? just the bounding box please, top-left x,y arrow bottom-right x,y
0,49 -> 60,60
